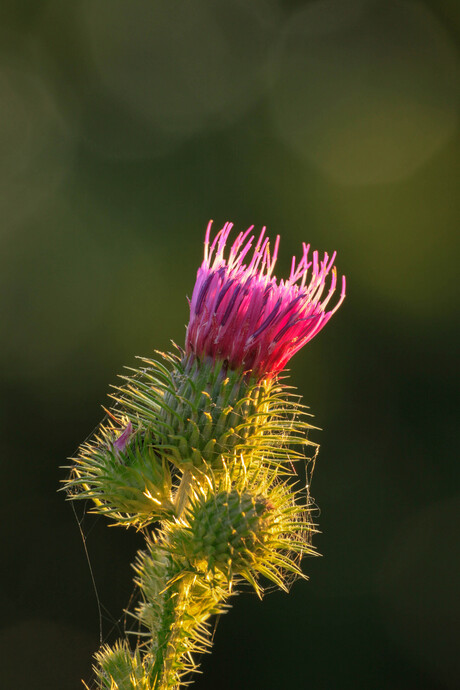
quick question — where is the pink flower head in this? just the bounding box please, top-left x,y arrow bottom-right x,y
186,221 -> 346,379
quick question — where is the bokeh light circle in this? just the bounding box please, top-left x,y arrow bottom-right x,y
270,0 -> 460,185
82,0 -> 279,152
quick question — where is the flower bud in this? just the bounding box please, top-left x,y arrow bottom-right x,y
168,477 -> 315,593
179,489 -> 272,572
67,421 -> 174,526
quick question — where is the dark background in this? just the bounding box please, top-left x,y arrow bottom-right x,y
1,1 -> 459,689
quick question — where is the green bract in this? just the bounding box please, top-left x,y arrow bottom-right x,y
178,489 -> 273,570
114,350 -> 316,472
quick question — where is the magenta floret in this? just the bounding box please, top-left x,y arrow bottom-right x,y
186,221 -> 345,378
113,421 -> 134,454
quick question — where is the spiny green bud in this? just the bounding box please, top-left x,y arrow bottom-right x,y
66,420 -> 174,527
179,489 -> 272,571
168,475 -> 314,595
114,351 -> 314,472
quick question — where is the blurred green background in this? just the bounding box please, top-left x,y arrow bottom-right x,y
1,1 -> 459,688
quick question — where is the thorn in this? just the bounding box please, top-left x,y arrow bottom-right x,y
101,406 -> 119,423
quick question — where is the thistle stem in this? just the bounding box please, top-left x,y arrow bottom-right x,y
150,571 -> 183,690
151,471 -> 195,689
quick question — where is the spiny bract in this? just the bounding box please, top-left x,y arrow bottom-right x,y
165,466 -> 317,596
113,351 -> 316,473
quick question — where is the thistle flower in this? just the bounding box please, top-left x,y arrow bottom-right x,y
186,221 -> 346,378
66,219 -> 344,690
